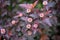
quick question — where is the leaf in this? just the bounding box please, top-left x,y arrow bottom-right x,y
7,5 -> 12,11
36,3 -> 43,9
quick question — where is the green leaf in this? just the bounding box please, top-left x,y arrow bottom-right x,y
36,3 -> 43,9
8,5 -> 12,11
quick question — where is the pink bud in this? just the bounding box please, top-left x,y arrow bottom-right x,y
11,20 -> 16,24
26,24 -> 31,29
27,30 -> 32,35
27,18 -> 33,22
26,9 -> 31,13
43,1 -> 48,5
18,13 -> 23,17
33,24 -> 38,28
1,29 -> 6,34
39,13 -> 44,17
